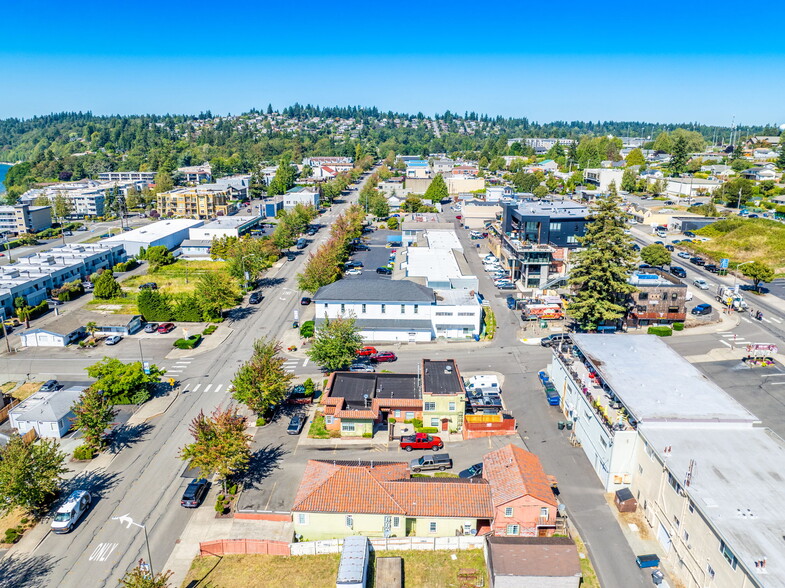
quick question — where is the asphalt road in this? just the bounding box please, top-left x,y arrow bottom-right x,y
16,172 -> 378,586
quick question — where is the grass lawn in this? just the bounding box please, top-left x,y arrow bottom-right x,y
574,535 -> 600,588
11,381 -> 43,401
181,549 -> 487,588
692,218 -> 785,273
122,260 -> 228,295
0,381 -> 16,395
0,507 -> 33,548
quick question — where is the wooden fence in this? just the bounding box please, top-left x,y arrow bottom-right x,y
21,429 -> 38,444
0,398 -> 20,425
199,539 -> 290,557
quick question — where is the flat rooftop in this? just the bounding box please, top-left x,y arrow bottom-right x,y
331,373 -> 420,409
570,334 -> 758,424
406,248 -> 468,282
104,219 -> 203,243
509,200 -> 589,219
640,425 -> 785,584
422,359 -> 463,395
434,289 -> 480,306
629,271 -> 685,287
198,216 -> 261,229
425,230 -> 462,250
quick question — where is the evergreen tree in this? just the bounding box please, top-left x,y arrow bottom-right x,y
567,187 -> 637,331
621,168 -> 637,192
423,173 -> 449,202
669,135 -> 689,174
93,270 -> 122,299
778,141 -> 785,170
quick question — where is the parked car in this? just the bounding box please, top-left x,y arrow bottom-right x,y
286,253 -> 296,261
458,463 -> 483,479
357,346 -> 378,356
51,490 -> 91,533
287,415 -> 305,435
665,245 -> 675,252
692,303 -> 713,315
690,257 -> 706,266
376,267 -> 392,275
410,453 -> 453,472
506,296 -> 517,309
157,322 -> 175,334
400,433 -> 444,452
677,251 -> 691,259
349,362 -> 375,372
371,352 -> 397,363
540,334 -> 571,348
105,335 -> 122,345
249,291 -> 263,304
40,379 -> 60,392
144,323 -> 159,333
497,283 -> 516,290
670,266 -> 687,278
300,297 -> 312,305
180,478 -> 209,508
139,282 -> 158,290
684,231 -> 696,238
346,268 -> 363,276
345,261 -> 363,268
705,264 -> 719,273
693,279 -> 709,290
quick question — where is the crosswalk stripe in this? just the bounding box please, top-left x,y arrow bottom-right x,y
192,384 -> 201,392
741,317 -> 752,323
720,340 -> 732,348
770,317 -> 783,324
720,333 -> 735,338
183,383 -> 191,390
204,384 -> 212,392
763,318 -> 773,323
303,358 -> 310,367
214,384 -> 223,393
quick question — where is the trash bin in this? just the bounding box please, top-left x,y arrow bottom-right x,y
651,570 -> 664,585
473,334 -> 480,342
557,421 -> 565,430
566,421 -> 573,430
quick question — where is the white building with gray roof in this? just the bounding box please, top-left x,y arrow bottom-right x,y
10,385 -> 86,438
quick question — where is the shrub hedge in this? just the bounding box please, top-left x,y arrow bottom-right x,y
672,322 -> 685,331
174,334 -> 202,349
647,326 -> 673,337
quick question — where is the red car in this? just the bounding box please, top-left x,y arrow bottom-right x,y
356,346 -> 378,357
372,352 -> 397,363
157,322 -> 175,334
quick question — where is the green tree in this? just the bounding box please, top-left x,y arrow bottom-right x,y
424,174 -> 449,202
567,190 -> 637,330
621,168 -> 637,192
93,270 -> 122,299
306,316 -> 364,372
85,321 -> 98,338
0,435 -> 68,516
369,194 -> 390,218
778,142 -> 785,170
52,192 -> 73,220
640,244 -> 671,267
625,148 -> 646,167
194,271 -> 240,317
86,357 -> 164,404
669,135 -> 689,174
119,565 -> 173,588
741,260 -> 774,292
136,289 -> 173,321
71,386 -> 118,451
532,185 -> 548,198
231,338 -> 294,415
154,172 -> 174,193
144,245 -> 174,270
179,405 -> 251,493
386,217 -> 400,230
651,179 -> 666,196
267,156 -> 296,195
512,171 -> 540,192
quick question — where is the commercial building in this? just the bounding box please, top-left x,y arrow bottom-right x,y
187,215 -> 261,241
19,311 -> 143,347
283,186 -> 320,209
626,269 -> 688,328
0,204 -> 52,236
405,160 -> 431,179
302,156 -> 353,168
176,163 -> 212,184
103,219 -> 203,256
157,186 -> 237,219
404,244 -> 479,290
462,201 -> 502,230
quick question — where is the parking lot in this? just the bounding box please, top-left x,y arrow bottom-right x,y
340,227 -> 397,280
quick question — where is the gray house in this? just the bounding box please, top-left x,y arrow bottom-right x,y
9,386 -> 86,439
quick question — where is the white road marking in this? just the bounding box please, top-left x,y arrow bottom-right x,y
767,382 -> 785,386
213,384 -> 223,393
175,361 -> 191,365
770,316 -> 783,324
741,317 -> 752,323
303,358 -> 310,367
761,373 -> 785,377
720,333 -> 735,338
89,542 -> 118,562
191,384 -> 201,392
720,340 -> 732,348
763,318 -> 773,324
204,384 -> 212,392
166,370 -> 183,374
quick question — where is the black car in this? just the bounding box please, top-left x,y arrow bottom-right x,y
139,282 -> 158,290
705,264 -> 719,273
286,253 -> 296,261
690,257 -> 706,266
540,334 -> 571,348
670,266 -> 687,278
287,415 -> 305,435
249,291 -> 263,304
665,245 -> 675,252
180,478 -> 209,508
376,267 -> 392,275
40,379 -> 60,392
458,463 -> 483,479
300,297 -> 312,305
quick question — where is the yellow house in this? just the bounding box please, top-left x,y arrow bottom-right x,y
421,359 -> 466,433
157,186 -> 237,219
291,460 -> 493,541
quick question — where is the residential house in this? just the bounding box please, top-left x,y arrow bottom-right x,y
583,168 -> 624,192
214,174 -> 252,199
421,359 -> 466,433
283,186 -> 320,209
483,444 -> 558,537
528,159 -> 558,173
658,178 -> 722,197
9,386 -> 85,438
405,160 -> 431,179
176,163 -> 212,184
291,460 -> 493,540
740,167 -> 778,182
485,537 -> 582,588
752,148 -> 778,160
302,156 -> 353,168
451,165 -> 479,177
626,269 -> 687,328
0,204 -> 52,236
156,186 -> 237,219
747,136 -> 780,147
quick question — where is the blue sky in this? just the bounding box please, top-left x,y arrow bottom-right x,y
2,0 -> 784,125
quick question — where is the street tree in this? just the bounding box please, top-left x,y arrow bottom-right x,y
297,245 -> 342,293
567,189 -> 638,331
625,148 -> 646,167
93,270 -> 122,299
119,565 -> 173,588
741,260 -> 774,292
424,174 -> 449,202
86,357 -> 164,404
778,142 -> 785,170
52,192 -> 73,221
232,338 -> 294,416
621,168 -> 637,192
0,435 -> 68,516
71,386 -> 119,451
669,135 -> 689,174
179,405 -> 251,493
195,271 -> 240,317
370,194 -> 389,218
307,316 -> 364,372
640,244 -> 671,267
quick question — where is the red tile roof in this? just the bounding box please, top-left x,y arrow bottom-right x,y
293,461 -> 494,518
483,444 -> 557,508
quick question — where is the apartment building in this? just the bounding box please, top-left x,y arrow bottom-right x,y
97,171 -> 157,183
0,204 -> 52,236
176,163 -> 212,184
156,186 -> 237,219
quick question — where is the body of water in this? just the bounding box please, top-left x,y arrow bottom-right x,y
0,163 -> 10,194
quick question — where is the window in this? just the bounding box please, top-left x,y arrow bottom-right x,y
346,515 -> 354,528
551,222 -> 562,231
401,305 -> 405,314
340,304 -> 345,314
414,305 -> 418,314
672,292 -> 679,300
424,402 -> 436,411
297,513 -> 309,525
688,502 -> 695,514
448,402 -> 456,411
673,516 -> 680,528
566,235 -> 578,244
381,304 -> 386,314
430,418 -> 439,427
719,540 -> 738,569
405,412 -> 414,420
429,522 -> 437,533
342,423 -> 356,432
435,312 -> 453,316
504,507 -> 513,517
362,304 -> 366,314
393,516 -> 400,527
457,312 -> 474,316
683,529 -> 690,543
323,304 -> 328,312
639,292 -> 649,300
667,472 -> 683,494
325,416 -> 334,425
707,564 -> 715,579
506,524 -> 520,535
540,507 -> 549,518
394,410 -> 401,418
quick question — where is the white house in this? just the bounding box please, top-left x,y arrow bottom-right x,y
103,219 -> 203,256
583,168 -> 625,192
188,216 -> 261,241
10,386 -> 86,438
313,279 -> 481,342
283,187 -> 320,209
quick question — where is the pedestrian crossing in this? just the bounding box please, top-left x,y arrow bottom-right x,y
719,332 -> 752,347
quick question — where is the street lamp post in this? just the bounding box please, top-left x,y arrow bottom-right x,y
733,260 -> 753,287
112,514 -> 154,577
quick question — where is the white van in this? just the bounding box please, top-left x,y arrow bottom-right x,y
51,490 -> 91,533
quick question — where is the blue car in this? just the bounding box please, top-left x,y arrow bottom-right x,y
691,303 -> 712,316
